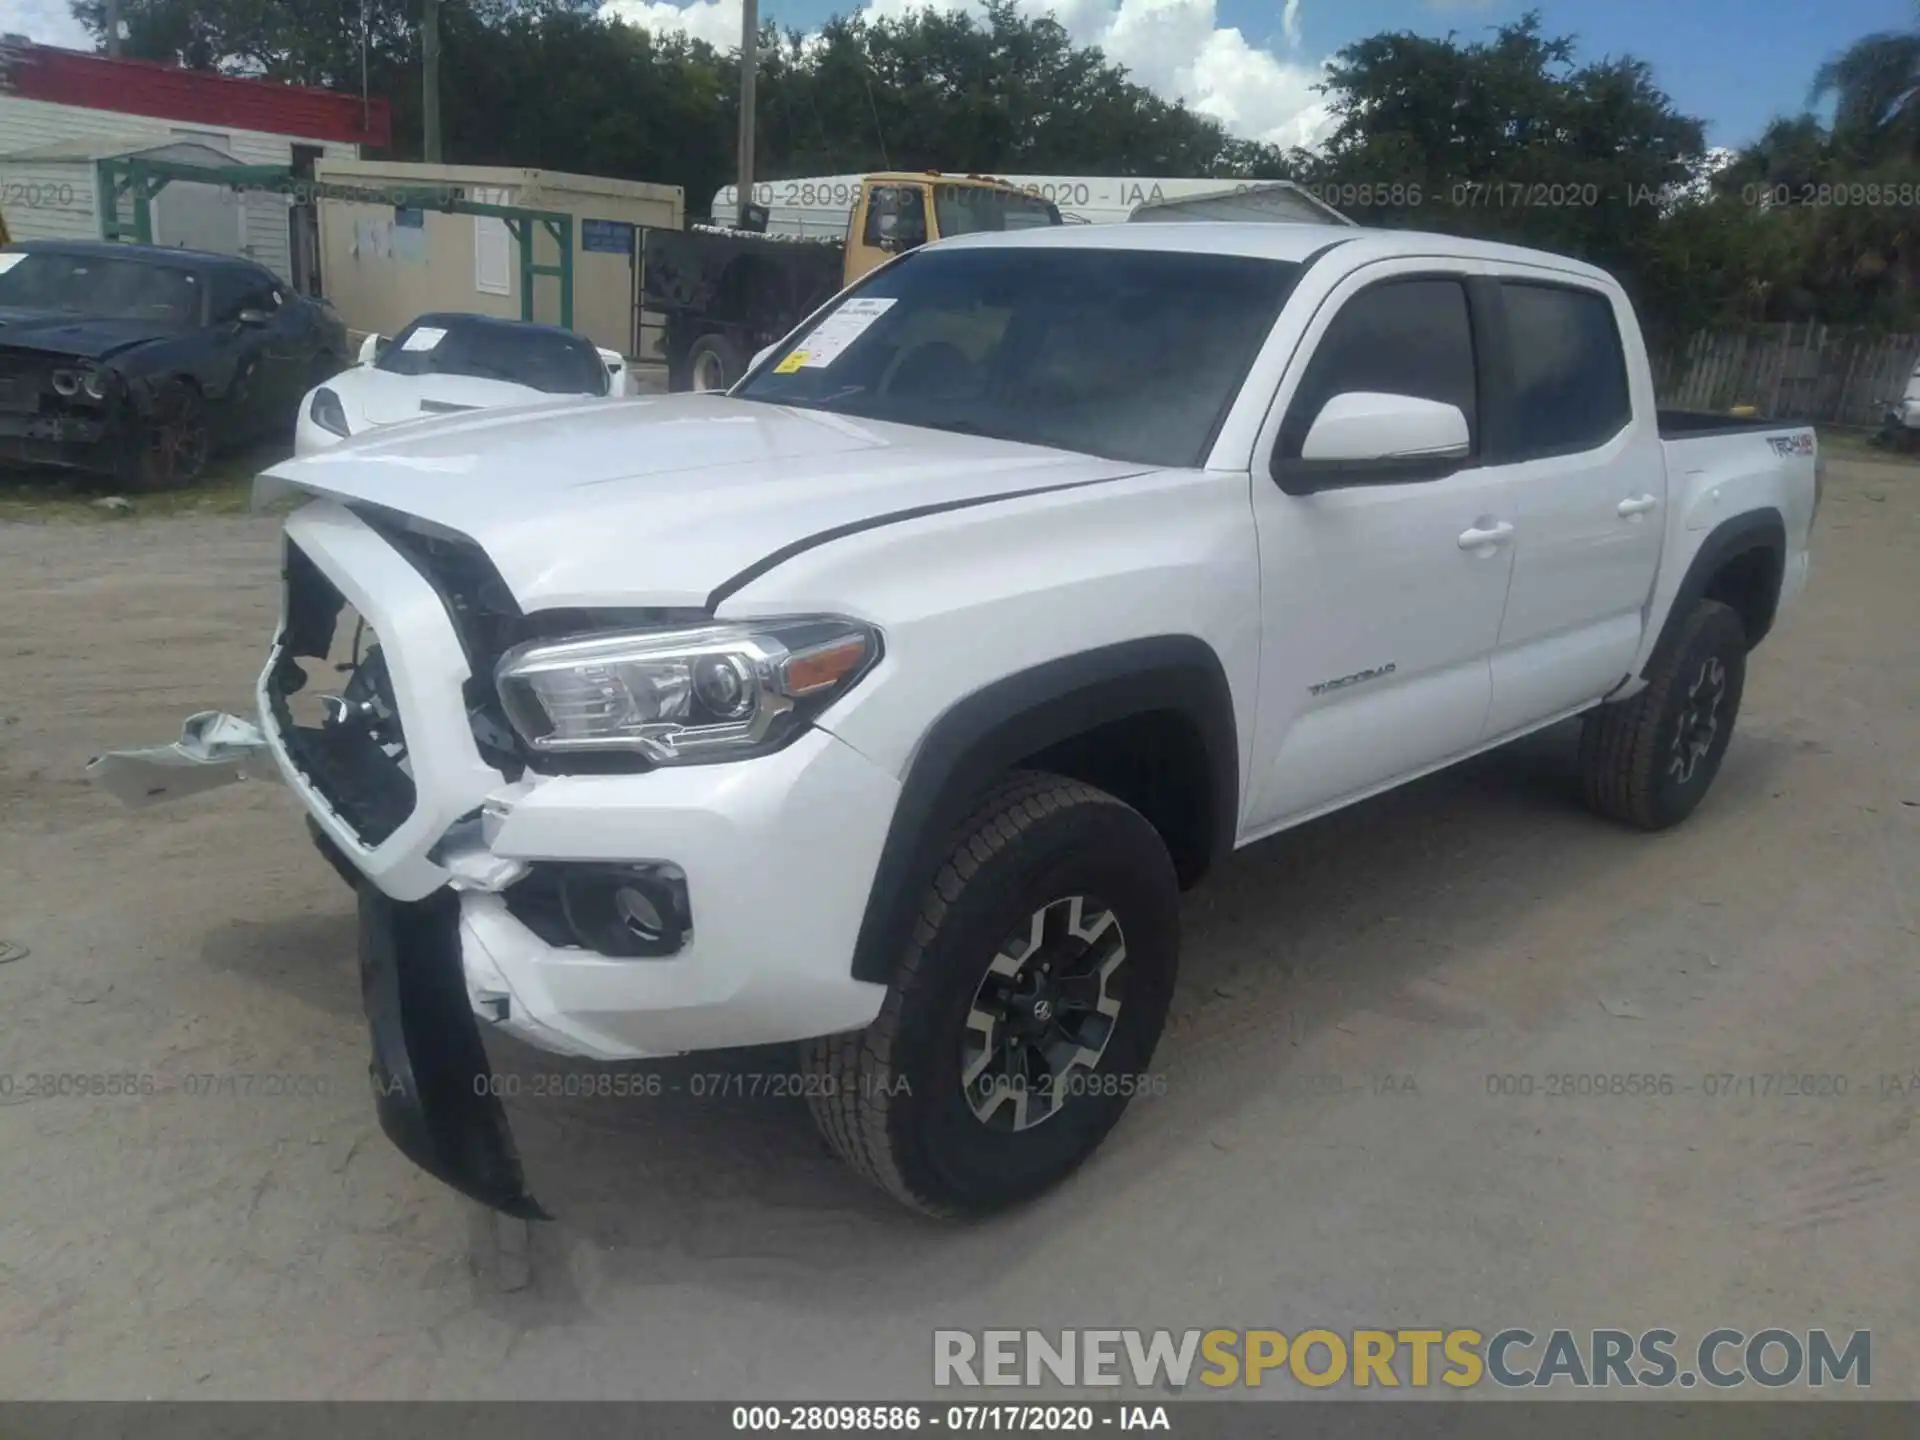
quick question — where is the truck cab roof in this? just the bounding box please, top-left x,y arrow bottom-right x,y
929,220 -> 1620,289
860,171 -> 1030,188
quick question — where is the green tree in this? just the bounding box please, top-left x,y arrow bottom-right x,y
66,0 -> 1286,209
1287,11 -> 1708,324
1812,19 -> 1920,165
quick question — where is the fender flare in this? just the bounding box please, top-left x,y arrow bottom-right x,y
847,635 -> 1238,985
1644,508 -> 1786,674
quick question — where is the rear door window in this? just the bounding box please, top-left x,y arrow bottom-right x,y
1498,281 -> 1631,457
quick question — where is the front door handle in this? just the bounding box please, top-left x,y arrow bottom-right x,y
1458,521 -> 1515,552
1617,494 -> 1660,518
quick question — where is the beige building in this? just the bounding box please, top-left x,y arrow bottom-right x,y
313,158 -> 683,360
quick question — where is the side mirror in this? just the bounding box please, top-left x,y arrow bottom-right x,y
357,332 -> 384,365
1276,391 -> 1470,495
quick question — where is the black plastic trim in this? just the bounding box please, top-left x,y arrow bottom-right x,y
704,475 -> 1136,610
358,886 -> 545,1219
1656,409 -> 1801,438
1275,450 -> 1469,494
847,635 -> 1238,986
306,815 -> 361,892
1646,508 -> 1788,669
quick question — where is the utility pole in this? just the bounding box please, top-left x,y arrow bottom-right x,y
104,0 -> 122,57
735,0 -> 757,221
422,0 -> 443,163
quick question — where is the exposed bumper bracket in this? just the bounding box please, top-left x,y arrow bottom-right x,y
85,711 -> 279,808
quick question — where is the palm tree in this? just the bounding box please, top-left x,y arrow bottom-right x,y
1812,10 -> 1920,164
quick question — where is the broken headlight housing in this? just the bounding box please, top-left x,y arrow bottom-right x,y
51,364 -> 113,402
494,617 -> 879,764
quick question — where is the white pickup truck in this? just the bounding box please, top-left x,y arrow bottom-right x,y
94,222 -> 1821,1221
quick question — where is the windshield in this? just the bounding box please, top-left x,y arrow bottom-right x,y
933,185 -> 1062,237
737,247 -> 1301,467
376,318 -> 609,395
0,251 -> 204,323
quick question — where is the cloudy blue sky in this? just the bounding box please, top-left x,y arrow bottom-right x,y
1,0 -> 1910,149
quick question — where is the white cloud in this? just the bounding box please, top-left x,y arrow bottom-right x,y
602,0 -> 745,47
601,0 -> 1334,148
1,0 -> 1327,149
0,0 -> 94,49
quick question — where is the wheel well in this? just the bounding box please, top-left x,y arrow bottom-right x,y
1019,710 -> 1219,889
846,638 -> 1238,987
1702,544 -> 1782,648
133,373 -> 200,416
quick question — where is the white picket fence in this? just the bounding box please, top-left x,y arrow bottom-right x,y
1653,322 -> 1920,428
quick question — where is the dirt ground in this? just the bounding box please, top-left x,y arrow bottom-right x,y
0,456 -> 1914,1401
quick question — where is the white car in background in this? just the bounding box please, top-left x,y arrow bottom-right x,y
296,312 -> 630,456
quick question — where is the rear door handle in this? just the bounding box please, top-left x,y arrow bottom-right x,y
1617,494 -> 1660,518
1458,521 -> 1514,551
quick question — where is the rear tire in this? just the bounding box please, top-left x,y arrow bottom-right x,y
1580,599 -> 1748,831
803,772 -> 1180,1217
686,333 -> 744,392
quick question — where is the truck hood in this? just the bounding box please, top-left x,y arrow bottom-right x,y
260,392 -> 1143,609
0,311 -> 182,359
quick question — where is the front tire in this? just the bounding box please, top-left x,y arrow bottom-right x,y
803,773 -> 1180,1217
121,380 -> 210,492
1580,599 -> 1748,831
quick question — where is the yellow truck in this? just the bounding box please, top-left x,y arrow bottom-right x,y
642,171 -> 1062,391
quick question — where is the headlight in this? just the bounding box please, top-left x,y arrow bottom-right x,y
82,367 -> 111,400
310,386 -> 350,437
50,368 -> 80,397
495,617 -> 879,763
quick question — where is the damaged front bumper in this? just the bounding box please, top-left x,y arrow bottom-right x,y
85,500 -> 894,1221
355,878 -> 547,1219
0,406 -> 131,476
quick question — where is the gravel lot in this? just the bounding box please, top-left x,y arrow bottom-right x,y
0,456 -> 1914,1400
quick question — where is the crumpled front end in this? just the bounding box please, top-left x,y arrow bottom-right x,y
254,501 -> 546,1215
0,348 -> 138,475
229,498 -> 892,1215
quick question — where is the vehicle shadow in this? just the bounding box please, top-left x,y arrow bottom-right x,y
186,714 -> 1803,1341
198,910 -> 362,1023
466,716 -> 1762,1329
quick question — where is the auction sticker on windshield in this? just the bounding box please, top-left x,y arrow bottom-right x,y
402,326 -> 449,352
775,297 -> 896,371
